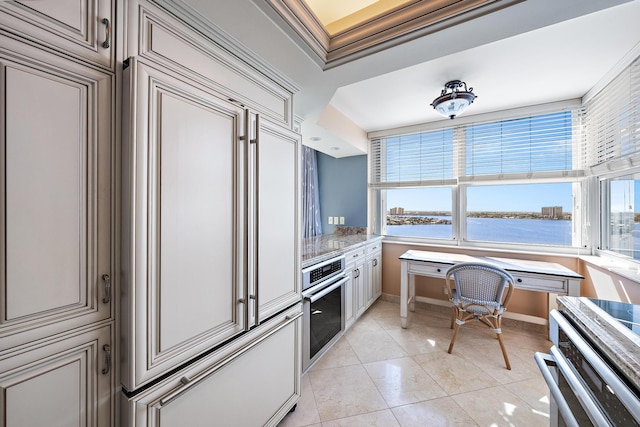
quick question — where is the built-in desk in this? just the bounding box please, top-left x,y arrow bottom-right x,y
399,249 -> 584,328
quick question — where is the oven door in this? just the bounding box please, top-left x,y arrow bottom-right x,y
302,274 -> 347,372
535,310 -> 640,427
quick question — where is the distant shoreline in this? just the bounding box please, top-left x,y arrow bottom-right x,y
387,211 -> 572,222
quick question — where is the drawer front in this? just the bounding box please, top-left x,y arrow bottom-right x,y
345,247 -> 366,268
366,241 -> 382,256
512,274 -> 568,293
408,263 -> 449,278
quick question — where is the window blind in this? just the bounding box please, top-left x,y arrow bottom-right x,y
370,109 -> 583,188
370,128 -> 455,188
583,56 -> 640,171
464,111 -> 576,176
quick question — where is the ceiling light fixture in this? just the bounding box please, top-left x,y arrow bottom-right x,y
431,80 -> 477,119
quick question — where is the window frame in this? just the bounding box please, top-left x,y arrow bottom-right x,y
370,101 -> 589,255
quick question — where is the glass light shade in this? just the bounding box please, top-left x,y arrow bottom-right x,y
434,97 -> 471,119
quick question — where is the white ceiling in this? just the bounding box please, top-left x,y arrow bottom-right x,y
182,0 -> 640,157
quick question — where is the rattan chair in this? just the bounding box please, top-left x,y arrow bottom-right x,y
445,262 -> 515,369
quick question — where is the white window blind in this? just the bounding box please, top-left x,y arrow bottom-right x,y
370,129 -> 454,188
464,111 -> 577,177
583,57 -> 640,171
371,109 -> 583,187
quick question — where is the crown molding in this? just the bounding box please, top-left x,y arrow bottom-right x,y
255,0 -> 524,70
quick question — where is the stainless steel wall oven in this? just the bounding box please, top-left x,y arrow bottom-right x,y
536,299 -> 640,426
302,255 -> 346,372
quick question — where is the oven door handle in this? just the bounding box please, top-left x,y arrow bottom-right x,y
534,351 -> 581,427
304,276 -> 348,303
549,346 -> 613,426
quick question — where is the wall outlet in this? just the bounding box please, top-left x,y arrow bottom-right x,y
443,286 -> 449,295
339,216 -> 345,225
328,216 -> 333,224
333,216 -> 339,225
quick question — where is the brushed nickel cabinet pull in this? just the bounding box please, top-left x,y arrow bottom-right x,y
102,344 -> 111,375
102,18 -> 110,48
102,274 -> 111,304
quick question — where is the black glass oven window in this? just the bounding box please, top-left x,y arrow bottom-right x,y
309,284 -> 342,359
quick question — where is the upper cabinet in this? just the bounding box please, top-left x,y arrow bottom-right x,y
0,34 -> 113,354
0,0 -> 115,69
125,0 -> 297,128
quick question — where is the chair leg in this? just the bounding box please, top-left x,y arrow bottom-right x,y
497,332 -> 511,370
450,307 -> 456,329
493,316 -> 511,370
448,323 -> 460,354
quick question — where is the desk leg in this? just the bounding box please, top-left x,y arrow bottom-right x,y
400,261 -> 408,328
409,274 -> 416,313
567,279 -> 580,297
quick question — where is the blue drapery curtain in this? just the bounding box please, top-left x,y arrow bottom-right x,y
302,146 -> 322,238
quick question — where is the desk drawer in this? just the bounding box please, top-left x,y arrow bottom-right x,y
408,263 -> 448,278
512,274 -> 567,293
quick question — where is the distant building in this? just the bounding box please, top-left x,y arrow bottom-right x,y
542,206 -> 563,219
390,207 -> 405,215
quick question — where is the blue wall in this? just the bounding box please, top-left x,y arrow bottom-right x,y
316,152 -> 368,234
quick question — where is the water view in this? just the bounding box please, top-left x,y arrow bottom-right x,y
387,216 -> 573,245
388,216 -> 640,257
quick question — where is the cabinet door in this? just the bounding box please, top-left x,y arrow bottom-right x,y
121,58 -> 246,390
344,269 -> 355,330
123,308 -> 302,427
0,0 -> 114,69
366,252 -> 382,308
0,36 -> 112,354
0,324 -> 112,427
253,117 -> 301,322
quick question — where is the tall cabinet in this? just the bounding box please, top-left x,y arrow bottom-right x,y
120,2 -> 302,426
0,1 -> 116,426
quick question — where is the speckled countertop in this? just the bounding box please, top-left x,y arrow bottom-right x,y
301,234 -> 384,268
557,296 -> 640,391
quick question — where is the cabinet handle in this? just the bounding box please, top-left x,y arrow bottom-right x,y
373,259 -> 378,267
517,278 -> 522,283
102,274 -> 111,304
102,344 -> 111,375
101,18 -> 110,48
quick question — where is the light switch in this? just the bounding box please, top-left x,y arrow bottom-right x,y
328,216 -> 333,224
333,216 -> 339,225
339,217 -> 345,225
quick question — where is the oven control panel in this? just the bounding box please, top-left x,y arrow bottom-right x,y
302,255 -> 345,290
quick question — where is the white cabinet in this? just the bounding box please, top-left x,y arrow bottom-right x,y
0,0 -> 115,69
0,34 -> 113,356
121,58 -> 301,391
121,58 -> 248,390
121,305 -> 302,427
344,247 -> 366,328
366,241 -> 383,307
0,324 -> 113,427
344,239 -> 383,329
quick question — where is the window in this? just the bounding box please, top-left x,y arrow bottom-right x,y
385,187 -> 453,239
601,175 -> 640,259
465,183 -> 574,246
371,108 -> 583,248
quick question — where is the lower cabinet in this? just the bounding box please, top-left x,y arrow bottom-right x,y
0,324 -> 113,427
121,305 -> 302,427
344,239 -> 383,330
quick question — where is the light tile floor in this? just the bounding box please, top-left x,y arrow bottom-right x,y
278,299 -> 552,427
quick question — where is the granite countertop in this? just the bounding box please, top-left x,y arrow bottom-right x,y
557,296 -> 640,391
302,233 -> 383,268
